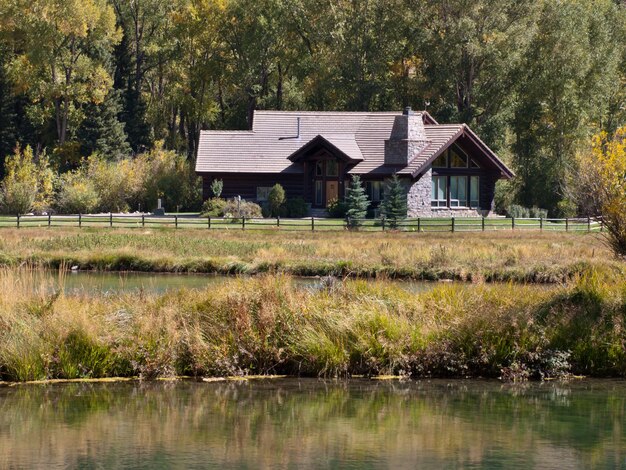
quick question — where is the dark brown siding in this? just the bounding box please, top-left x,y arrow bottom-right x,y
200,173 -> 304,201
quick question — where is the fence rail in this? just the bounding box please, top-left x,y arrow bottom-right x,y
0,214 -> 605,233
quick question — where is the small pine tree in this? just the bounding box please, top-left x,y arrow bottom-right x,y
345,175 -> 370,229
268,183 -> 285,217
380,174 -> 407,228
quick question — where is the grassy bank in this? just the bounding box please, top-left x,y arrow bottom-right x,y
1,268 -> 625,382
0,228 -> 621,282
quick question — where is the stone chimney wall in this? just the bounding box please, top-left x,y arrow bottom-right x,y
384,107 -> 428,165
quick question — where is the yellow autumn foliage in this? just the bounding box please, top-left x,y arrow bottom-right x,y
583,126 -> 626,256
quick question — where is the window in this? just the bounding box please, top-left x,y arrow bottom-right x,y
470,176 -> 480,208
450,176 -> 467,207
431,176 -> 447,207
315,161 -> 323,176
366,181 -> 383,202
431,176 -> 480,208
326,160 -> 338,177
450,149 -> 468,168
256,187 -> 272,201
470,159 -> 480,168
315,180 -> 323,205
433,153 -> 448,168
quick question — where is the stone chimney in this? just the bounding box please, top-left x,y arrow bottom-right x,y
384,107 -> 428,165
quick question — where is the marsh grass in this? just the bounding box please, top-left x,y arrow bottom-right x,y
0,228 -> 621,283
1,267 -> 625,382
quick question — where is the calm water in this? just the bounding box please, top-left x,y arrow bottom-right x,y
0,379 -> 624,469
36,271 -> 446,295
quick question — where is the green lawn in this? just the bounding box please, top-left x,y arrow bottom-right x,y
0,214 -> 603,233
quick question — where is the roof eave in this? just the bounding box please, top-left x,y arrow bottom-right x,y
287,135 -> 362,163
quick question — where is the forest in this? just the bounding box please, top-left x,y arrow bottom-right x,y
0,0 -> 624,216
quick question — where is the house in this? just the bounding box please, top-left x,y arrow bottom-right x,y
195,108 -> 514,217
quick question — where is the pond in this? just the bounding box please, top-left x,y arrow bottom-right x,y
22,270 -> 558,295
22,270 -> 461,295
1,379 -> 624,469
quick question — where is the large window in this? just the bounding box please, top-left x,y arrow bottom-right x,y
315,181 -> 323,205
431,176 -> 447,207
431,175 -> 480,208
366,181 -> 383,202
470,176 -> 480,207
326,160 -> 338,177
450,176 -> 467,207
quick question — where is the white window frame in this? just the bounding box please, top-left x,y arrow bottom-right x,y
431,176 -> 447,207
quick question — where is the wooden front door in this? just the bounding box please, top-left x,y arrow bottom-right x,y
326,181 -> 338,207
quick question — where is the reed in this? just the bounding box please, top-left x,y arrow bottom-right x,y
0,267 -> 624,382
0,228 -> 622,283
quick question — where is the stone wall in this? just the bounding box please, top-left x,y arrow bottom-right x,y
405,170 -> 495,218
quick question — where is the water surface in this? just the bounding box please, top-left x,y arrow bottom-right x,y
1,379 -> 624,469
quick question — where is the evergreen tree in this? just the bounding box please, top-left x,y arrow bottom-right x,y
0,49 -> 17,176
380,174 -> 407,229
344,175 -> 370,229
78,90 -> 131,159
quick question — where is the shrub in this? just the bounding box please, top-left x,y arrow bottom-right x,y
530,207 -> 549,219
85,155 -> 143,212
281,197 -> 309,218
0,145 -> 54,215
345,175 -> 370,228
55,171 -> 101,214
268,184 -> 286,217
223,199 -> 262,218
579,126 -> 626,257
507,204 -> 530,218
201,197 -> 228,217
137,143 -> 202,212
327,198 -> 347,218
210,179 -> 223,198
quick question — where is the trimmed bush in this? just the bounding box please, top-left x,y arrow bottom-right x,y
268,184 -> 286,217
327,198 -> 347,218
201,197 -> 228,217
507,204 -> 530,218
281,197 -> 309,218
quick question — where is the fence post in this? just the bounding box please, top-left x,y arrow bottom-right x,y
481,216 -> 485,232
600,217 -> 604,232
79,213 -> 82,229
311,216 -> 315,231
566,218 -> 569,232
512,217 -> 515,230
381,217 -> 385,232
175,215 -> 178,229
208,216 -> 211,229
451,216 -> 455,233
142,214 -> 145,228
417,217 -> 421,233
277,216 -> 280,228
109,212 -> 113,228
242,217 -> 245,230
48,213 -> 51,228
16,214 -> 20,229
587,216 -> 591,233
540,217 -> 543,231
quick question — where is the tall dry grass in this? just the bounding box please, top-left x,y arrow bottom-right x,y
0,268 -> 625,382
0,228 -> 621,282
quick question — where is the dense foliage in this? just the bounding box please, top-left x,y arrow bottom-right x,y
579,126 -> 626,257
0,0 -> 624,214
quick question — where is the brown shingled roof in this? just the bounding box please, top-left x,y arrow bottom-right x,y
195,110 -> 513,178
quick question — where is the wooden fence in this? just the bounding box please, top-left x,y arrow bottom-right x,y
0,214 -> 605,233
